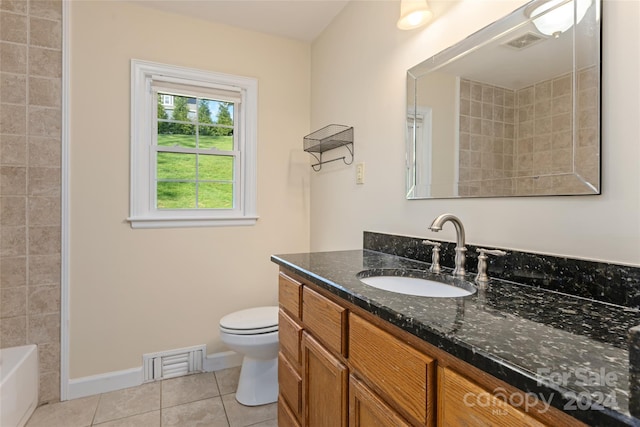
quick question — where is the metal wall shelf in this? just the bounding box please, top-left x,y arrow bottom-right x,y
303,124 -> 354,171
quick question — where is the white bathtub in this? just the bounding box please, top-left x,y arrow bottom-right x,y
0,345 -> 38,427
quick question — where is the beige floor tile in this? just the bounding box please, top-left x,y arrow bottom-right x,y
93,382 -> 160,424
245,419 -> 277,427
162,372 -> 219,408
214,366 -> 240,395
221,394 -> 277,427
25,395 -> 99,427
161,397 -> 229,427
92,410 -> 160,426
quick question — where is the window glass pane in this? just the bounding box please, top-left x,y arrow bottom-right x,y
157,153 -> 196,180
157,182 -> 196,209
198,125 -> 233,150
157,93 -> 196,148
157,132 -> 197,148
198,154 -> 234,181
198,183 -> 233,209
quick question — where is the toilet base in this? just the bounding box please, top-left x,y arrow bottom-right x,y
235,356 -> 278,406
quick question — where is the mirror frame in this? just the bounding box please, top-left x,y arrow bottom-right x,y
406,0 -> 601,199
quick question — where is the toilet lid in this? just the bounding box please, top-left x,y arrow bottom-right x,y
220,306 -> 279,334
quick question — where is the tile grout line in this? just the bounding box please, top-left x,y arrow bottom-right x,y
215,371 -> 233,427
90,392 -> 101,426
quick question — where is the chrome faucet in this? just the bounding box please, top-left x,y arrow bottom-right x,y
428,213 -> 467,278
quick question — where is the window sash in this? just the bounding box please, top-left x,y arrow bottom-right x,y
151,79 -> 242,104
152,82 -> 241,212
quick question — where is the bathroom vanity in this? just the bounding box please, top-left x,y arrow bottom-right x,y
272,233 -> 640,427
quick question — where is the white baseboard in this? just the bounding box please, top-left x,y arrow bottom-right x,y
67,367 -> 143,400
66,351 -> 242,400
204,350 -> 243,372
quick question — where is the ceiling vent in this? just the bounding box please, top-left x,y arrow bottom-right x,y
502,32 -> 546,50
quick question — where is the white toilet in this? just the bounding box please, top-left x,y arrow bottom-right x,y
219,306 -> 279,406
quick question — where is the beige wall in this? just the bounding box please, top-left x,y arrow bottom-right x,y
1,0 -> 62,403
310,0 -> 640,266
69,1 -> 310,378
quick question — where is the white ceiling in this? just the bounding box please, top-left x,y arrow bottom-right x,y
129,0 -> 351,42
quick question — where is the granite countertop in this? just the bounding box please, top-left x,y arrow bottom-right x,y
271,249 -> 640,427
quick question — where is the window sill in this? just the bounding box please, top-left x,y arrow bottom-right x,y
127,215 -> 259,229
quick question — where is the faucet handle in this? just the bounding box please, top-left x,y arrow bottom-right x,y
422,240 -> 442,273
475,247 -> 507,288
477,248 -> 507,258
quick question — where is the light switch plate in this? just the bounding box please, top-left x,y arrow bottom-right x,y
356,163 -> 365,184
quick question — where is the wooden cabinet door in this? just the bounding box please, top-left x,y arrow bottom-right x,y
349,375 -> 412,427
302,332 -> 348,427
279,398 -> 301,427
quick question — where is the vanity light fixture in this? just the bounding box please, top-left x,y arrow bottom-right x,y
526,0 -> 593,38
397,0 -> 433,30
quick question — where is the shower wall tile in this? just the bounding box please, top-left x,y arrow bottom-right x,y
28,166 -> 60,196
28,196 -> 60,225
28,47 -> 61,78
38,341 -> 60,373
28,136 -> 60,166
0,134 -> 27,165
1,286 -> 26,317
0,0 -> 28,14
0,103 -> 27,134
1,165 -> 27,194
28,225 -> 60,255
1,195 -> 26,226
0,11 -> 27,43
28,284 -> 60,315
1,0 -> 62,404
28,254 -> 60,286
0,256 -> 27,288
0,42 -> 27,73
28,0 -> 62,21
29,77 -> 61,107
1,72 -> 27,103
40,370 -> 60,402
508,69 -> 599,195
0,315 -> 27,346
28,106 -> 61,137
1,225 -> 26,256
27,312 -> 59,344
29,17 -> 61,49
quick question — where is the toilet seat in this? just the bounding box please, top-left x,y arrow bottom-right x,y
220,306 -> 278,335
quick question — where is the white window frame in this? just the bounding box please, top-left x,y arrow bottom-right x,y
128,59 -> 258,228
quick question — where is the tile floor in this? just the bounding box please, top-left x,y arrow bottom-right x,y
25,367 -> 277,427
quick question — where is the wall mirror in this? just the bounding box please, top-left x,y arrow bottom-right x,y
406,0 -> 601,199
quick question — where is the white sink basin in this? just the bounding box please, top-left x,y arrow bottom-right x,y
357,271 -> 475,298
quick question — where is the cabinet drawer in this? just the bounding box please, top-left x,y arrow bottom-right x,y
302,287 -> 348,357
349,313 -> 435,426
279,309 -> 303,367
279,352 -> 302,422
279,272 -> 302,319
438,367 -> 547,427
